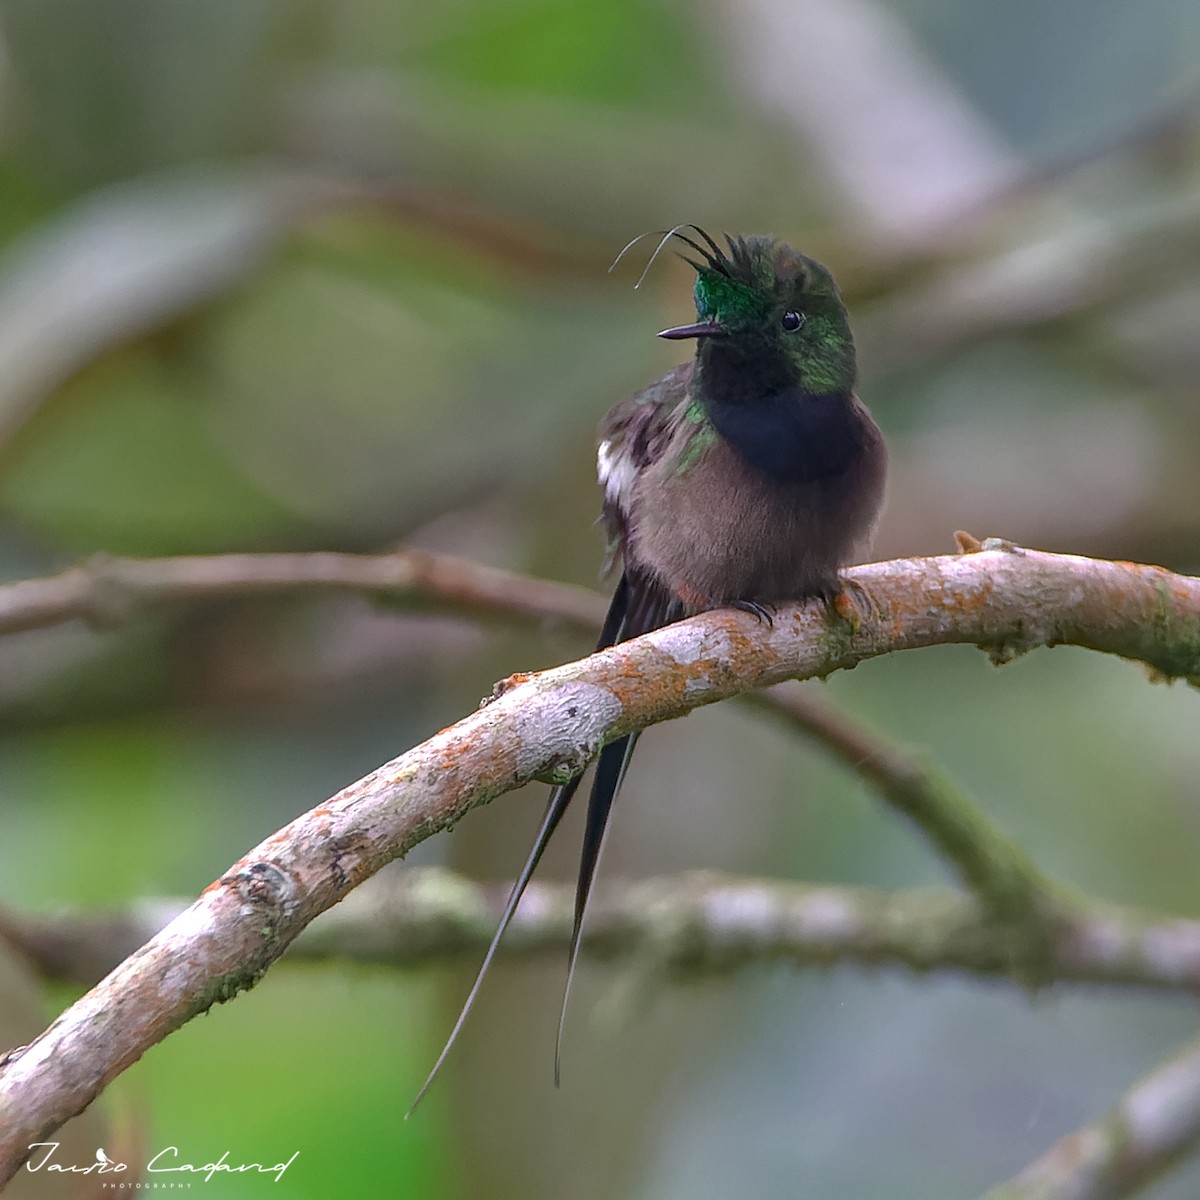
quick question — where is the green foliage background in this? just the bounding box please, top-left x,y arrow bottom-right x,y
2,1 -> 1200,1197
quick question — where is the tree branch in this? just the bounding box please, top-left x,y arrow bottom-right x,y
0,544 -> 1073,925
6,869 -> 1200,995
751,682 -> 1065,977
0,548 -> 606,637
981,1031 -> 1200,1200
0,546 -> 1197,1180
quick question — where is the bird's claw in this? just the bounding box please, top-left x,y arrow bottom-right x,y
730,598 -> 775,626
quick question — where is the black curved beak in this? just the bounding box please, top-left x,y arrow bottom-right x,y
657,320 -> 727,340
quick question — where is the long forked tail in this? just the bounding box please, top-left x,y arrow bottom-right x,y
553,729 -> 639,1083
407,568 -> 677,1113
407,772 -> 584,1115
554,570 -> 679,1083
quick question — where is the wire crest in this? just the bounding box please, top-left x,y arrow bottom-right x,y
609,224 -> 732,288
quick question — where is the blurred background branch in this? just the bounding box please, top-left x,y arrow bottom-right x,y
982,1031 -> 1200,1200
0,546 -> 606,635
754,682 -> 1061,946
2,0 -> 1200,1195
7,866 -> 1200,997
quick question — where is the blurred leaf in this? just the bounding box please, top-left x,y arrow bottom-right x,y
1,0 -> 285,188
119,971 -> 456,1200
203,221 -> 655,536
3,718 -> 252,902
0,166 -> 341,455
0,160 -> 56,249
0,349 -> 299,554
399,0 -> 721,112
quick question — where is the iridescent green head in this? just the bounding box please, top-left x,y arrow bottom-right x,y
658,229 -> 856,396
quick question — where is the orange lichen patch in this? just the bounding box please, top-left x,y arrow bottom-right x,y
603,664 -> 711,717
597,625 -> 776,722
939,573 -> 997,617
430,739 -> 483,777
493,671 -> 534,696
832,589 -> 860,624
422,728 -> 525,801
261,828 -> 303,852
1160,574 -> 1199,599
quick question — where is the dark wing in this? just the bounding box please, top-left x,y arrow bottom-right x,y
555,366 -> 691,1076
596,362 -> 693,575
409,364 -> 692,1113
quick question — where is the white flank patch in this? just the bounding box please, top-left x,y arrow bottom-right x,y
597,439 -> 637,508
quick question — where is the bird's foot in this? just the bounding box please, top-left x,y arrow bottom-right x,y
730,598 -> 776,626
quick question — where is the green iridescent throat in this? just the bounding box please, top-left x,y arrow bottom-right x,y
672,402 -> 718,474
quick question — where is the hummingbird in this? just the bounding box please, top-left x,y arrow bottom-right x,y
410,226 -> 887,1110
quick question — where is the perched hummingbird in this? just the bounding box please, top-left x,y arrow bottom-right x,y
410,226 -> 887,1110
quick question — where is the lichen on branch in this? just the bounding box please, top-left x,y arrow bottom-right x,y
0,545 -> 1198,1184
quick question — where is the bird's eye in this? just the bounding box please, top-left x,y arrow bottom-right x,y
781,311 -> 805,332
